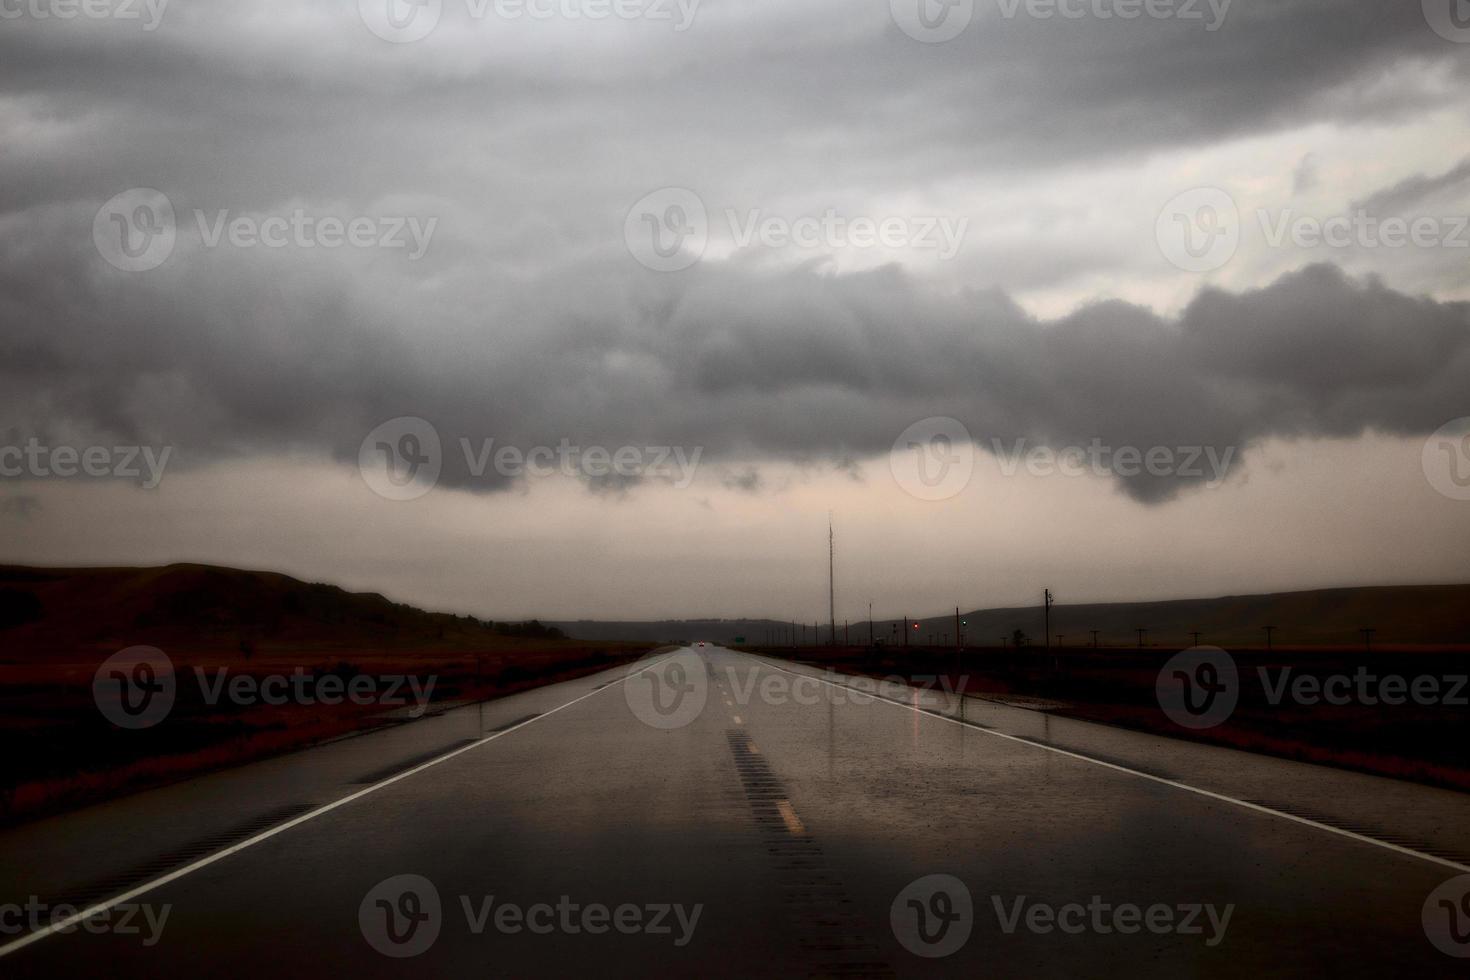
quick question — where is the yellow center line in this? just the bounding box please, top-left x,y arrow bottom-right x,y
776,800 -> 806,835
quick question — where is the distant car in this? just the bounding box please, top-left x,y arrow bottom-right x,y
695,641 -> 707,647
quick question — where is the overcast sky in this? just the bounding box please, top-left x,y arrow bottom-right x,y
3,0 -> 1469,620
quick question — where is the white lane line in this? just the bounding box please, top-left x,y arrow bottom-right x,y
0,655 -> 676,961
759,657 -> 1470,876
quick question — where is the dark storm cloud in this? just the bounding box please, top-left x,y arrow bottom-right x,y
0,0 -> 1461,217
4,0 -> 1469,505
3,205 -> 1466,502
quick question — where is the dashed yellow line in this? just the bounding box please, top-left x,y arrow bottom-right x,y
776,800 -> 806,835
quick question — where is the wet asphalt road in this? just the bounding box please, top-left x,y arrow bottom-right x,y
2,646 -> 1467,977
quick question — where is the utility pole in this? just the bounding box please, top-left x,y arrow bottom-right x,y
1136,627 -> 1148,650
1361,627 -> 1375,652
869,601 -> 874,647
827,515 -> 837,647
1044,589 -> 1054,668
1090,630 -> 1100,648
904,615 -> 909,648
1190,631 -> 1202,646
955,607 -> 962,652
1262,625 -> 1276,651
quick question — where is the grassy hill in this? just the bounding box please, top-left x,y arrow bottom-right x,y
0,563 -> 564,659
0,563 -> 644,823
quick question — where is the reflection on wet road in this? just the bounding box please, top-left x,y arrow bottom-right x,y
1,647 -> 1467,977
